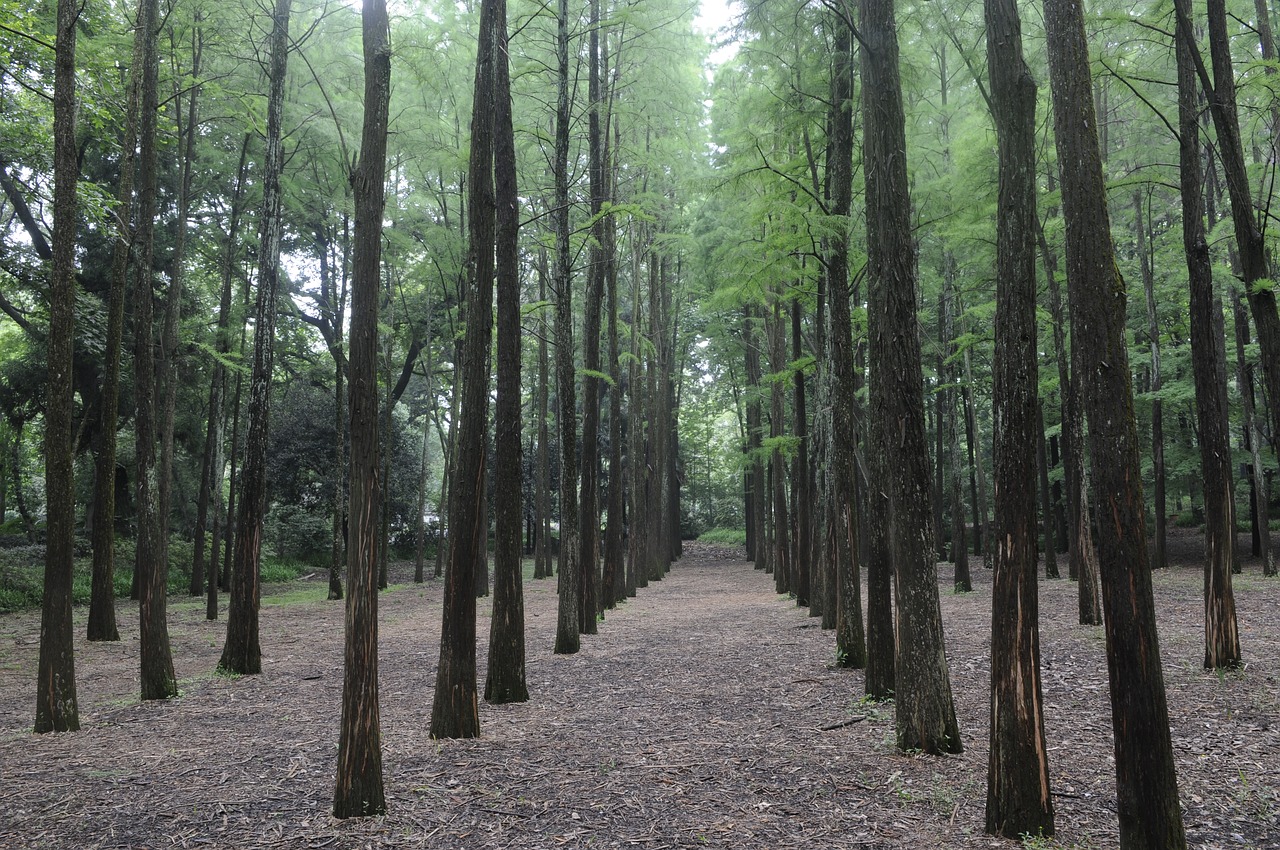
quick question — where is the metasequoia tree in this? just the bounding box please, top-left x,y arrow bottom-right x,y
1042,0 -> 1187,844
983,0 -> 1052,834
1172,0 -> 1240,671
431,0 -> 499,736
219,0 -> 292,676
553,0 -> 582,656
484,0 -> 528,705
861,0 -> 960,754
34,0 -> 81,733
332,0 -> 391,818
827,6 -> 865,670
135,0 -> 177,699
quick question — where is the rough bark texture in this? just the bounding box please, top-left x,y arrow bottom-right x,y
332,0 -> 391,817
1044,0 -> 1188,844
88,11 -> 144,643
432,0 -> 497,736
983,0 -> 1053,833
135,0 -> 177,700
485,0 -> 529,705
828,14 -> 865,669
861,0 -> 960,755
35,0 -> 81,733
552,0 -> 581,656
219,0 -> 292,678
1173,1 -> 1241,671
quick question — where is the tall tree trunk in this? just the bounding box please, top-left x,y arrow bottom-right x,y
168,25 -> 201,597
1136,190 -> 1167,571
331,353 -> 347,599
743,305 -> 766,571
35,0 -> 81,732
862,0 -> 961,755
603,139 -> 626,609
552,0 -> 581,656
195,136 -> 250,622
432,0 -> 497,735
88,4 -> 145,642
983,0 -> 1053,832
135,0 -> 177,700
626,243 -> 646,598
534,258 -> 552,581
963,346 -> 990,563
485,0 -> 528,704
768,298 -> 791,597
332,0 -> 390,816
829,12 -> 865,667
577,0 -> 605,633
1044,0 -> 1188,842
791,298 -> 810,607
1173,4 -> 1241,670
219,0 -> 292,677
1232,291 -> 1275,575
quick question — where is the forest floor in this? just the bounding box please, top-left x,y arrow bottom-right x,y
0,530 -> 1277,849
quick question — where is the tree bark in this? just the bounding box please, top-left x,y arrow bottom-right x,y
135,0 -> 177,700
1044,0 -> 1188,842
333,0 -> 391,816
983,0 -> 1053,832
219,0 -> 292,677
1173,1 -> 1241,670
1136,190 -> 1167,571
35,0 -> 81,733
552,0 -> 581,656
432,0 -> 497,736
485,0 -> 528,705
861,0 -> 961,755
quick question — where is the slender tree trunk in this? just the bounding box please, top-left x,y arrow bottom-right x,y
1036,403 -> 1059,579
829,13 -> 865,666
535,260 -> 552,582
1173,4 -> 1241,670
552,0 -> 580,655
768,299 -> 791,597
862,0 -> 960,754
485,0 -> 528,704
964,346 -> 990,563
167,26 -> 201,597
743,306 -> 766,571
332,0 -> 390,816
1136,191 -> 1167,571
135,0 -> 177,700
1044,0 -> 1188,842
791,299 -> 810,607
88,15 -> 147,640
603,145 -> 626,609
1232,291 -> 1275,575
35,0 -> 81,732
983,0 -> 1053,831
432,0 -> 497,736
219,0 -> 292,677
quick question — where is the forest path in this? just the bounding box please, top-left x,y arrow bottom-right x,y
0,537 -> 1277,848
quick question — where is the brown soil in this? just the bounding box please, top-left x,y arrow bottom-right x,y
0,531 -> 1277,849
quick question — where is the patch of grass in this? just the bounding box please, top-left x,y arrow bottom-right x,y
697,527 -> 747,545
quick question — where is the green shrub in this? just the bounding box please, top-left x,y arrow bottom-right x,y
697,527 -> 747,545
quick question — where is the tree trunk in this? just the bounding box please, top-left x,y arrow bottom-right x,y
1136,191 -> 1167,571
485,0 -> 528,705
829,13 -> 865,667
768,298 -> 791,597
135,0 -> 177,700
1036,404 -> 1059,579
983,0 -> 1053,832
1173,5 -> 1241,670
535,259 -> 553,582
602,136 -> 626,610
432,0 -> 497,736
552,0 -> 581,656
1044,0 -> 1188,842
862,0 -> 961,755
1232,291 -> 1275,575
332,0 -> 390,815
219,0 -> 292,677
35,0 -> 81,732
743,305 -> 766,571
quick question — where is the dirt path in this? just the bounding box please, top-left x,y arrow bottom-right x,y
0,537 -> 1277,848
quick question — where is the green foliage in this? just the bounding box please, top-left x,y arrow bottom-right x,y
697,527 -> 746,545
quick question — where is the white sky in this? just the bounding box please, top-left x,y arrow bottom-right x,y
694,0 -> 742,67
